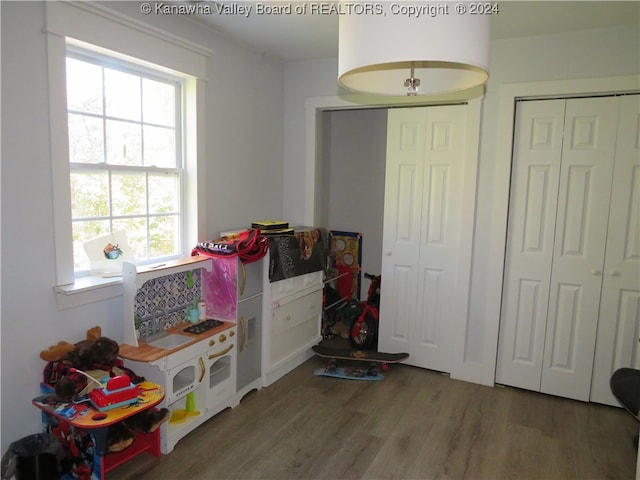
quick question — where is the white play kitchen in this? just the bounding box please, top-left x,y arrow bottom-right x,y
119,230 -> 324,454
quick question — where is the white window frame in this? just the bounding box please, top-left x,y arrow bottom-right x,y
46,2 -> 210,309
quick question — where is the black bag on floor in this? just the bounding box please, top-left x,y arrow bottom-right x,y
1,433 -> 63,480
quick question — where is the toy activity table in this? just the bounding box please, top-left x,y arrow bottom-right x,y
32,381 -> 164,479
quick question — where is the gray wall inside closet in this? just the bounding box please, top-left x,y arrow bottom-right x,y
320,108 -> 387,299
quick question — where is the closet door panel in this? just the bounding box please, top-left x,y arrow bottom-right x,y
412,105 -> 466,372
541,96 -> 618,401
496,99 -> 565,390
381,105 -> 469,373
379,109 -> 425,354
383,265 -> 415,343
591,94 -> 640,405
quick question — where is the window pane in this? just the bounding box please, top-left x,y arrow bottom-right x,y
106,119 -> 142,166
73,219 -> 111,270
143,78 -> 175,127
113,217 -> 147,259
149,173 -> 179,213
104,69 -> 141,121
68,113 -> 104,164
149,215 -> 180,257
71,171 -> 109,218
66,50 -> 185,274
66,58 -> 103,115
144,125 -> 175,167
112,172 -> 147,216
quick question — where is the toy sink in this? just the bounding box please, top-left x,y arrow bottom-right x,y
146,333 -> 193,350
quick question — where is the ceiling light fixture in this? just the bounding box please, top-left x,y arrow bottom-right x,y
338,3 -> 491,97
404,63 -> 420,96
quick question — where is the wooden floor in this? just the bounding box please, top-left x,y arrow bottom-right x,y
109,356 -> 637,480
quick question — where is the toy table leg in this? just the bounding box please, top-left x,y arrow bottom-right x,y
90,426 -> 110,457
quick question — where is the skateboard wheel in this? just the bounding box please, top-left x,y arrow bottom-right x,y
327,358 -> 337,372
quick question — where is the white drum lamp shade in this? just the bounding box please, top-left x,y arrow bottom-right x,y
338,4 -> 491,96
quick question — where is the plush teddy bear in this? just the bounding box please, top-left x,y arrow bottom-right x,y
40,328 -> 169,453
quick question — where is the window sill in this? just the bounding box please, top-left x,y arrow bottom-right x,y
55,275 -> 124,310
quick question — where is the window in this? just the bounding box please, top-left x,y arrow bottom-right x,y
47,1 -> 209,306
66,51 -> 184,274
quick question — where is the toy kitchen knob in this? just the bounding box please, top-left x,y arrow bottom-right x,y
219,334 -> 227,343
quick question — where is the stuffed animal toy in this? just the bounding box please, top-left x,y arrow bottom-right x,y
40,327 -> 169,453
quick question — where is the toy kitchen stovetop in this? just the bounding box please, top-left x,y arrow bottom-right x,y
183,318 -> 225,334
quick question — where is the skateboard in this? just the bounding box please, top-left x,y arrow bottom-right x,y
312,345 -> 409,379
312,345 -> 409,364
314,366 -> 383,381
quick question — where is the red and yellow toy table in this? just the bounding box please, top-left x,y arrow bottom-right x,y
33,381 -> 164,479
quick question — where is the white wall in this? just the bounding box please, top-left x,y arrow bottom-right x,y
283,58 -> 345,225
283,24 -> 640,383
1,1 -> 284,450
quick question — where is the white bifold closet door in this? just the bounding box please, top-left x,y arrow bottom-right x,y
590,95 -> 640,405
379,105 -> 469,374
496,94 -> 639,403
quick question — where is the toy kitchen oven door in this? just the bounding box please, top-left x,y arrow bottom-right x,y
129,326 -> 237,454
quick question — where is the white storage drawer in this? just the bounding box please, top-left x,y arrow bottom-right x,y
269,289 -> 322,367
270,318 -> 318,366
272,288 -> 322,336
261,253 -> 324,387
270,271 -> 323,302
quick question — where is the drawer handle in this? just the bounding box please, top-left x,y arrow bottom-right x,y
240,262 -> 247,296
239,316 -> 246,353
198,357 -> 205,383
209,344 -> 234,360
